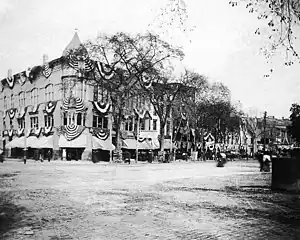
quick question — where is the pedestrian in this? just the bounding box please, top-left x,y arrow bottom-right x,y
47,149 -> 51,162
0,149 -> 4,163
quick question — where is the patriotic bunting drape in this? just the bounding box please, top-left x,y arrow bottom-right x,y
68,54 -> 94,77
57,125 -> 85,141
17,107 -> 27,119
8,109 -> 16,119
43,126 -> 53,136
42,63 -> 52,78
18,72 -> 27,86
96,62 -> 114,80
6,75 -> 15,89
134,109 -> 151,119
141,73 -> 152,89
91,101 -> 110,114
90,128 -> 110,141
8,129 -> 14,138
17,128 -> 24,137
30,104 -> 40,113
61,97 -> 86,113
45,101 -> 57,114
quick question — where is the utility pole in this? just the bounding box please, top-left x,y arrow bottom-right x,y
263,111 -> 267,151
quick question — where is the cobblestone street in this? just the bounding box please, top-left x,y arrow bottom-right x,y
0,160 -> 299,239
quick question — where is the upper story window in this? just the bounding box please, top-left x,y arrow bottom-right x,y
45,84 -> 54,102
44,115 -> 54,127
11,94 -> 14,108
63,112 -> 85,126
19,92 -> 25,107
73,81 -> 83,99
153,119 -> 157,131
93,115 -> 108,128
31,88 -> 39,105
30,116 -> 39,129
4,96 -> 7,109
93,85 -> 108,102
124,117 -> 134,132
18,118 -> 25,129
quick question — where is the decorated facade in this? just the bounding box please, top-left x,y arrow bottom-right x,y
0,32 -> 171,161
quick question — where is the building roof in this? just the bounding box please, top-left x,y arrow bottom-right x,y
62,32 -> 87,56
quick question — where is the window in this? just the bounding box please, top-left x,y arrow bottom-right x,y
31,88 -> 39,105
19,92 -> 25,107
153,119 -> 157,131
11,94 -> 14,108
74,81 -> 83,98
63,112 -> 84,126
30,116 -> 39,129
77,113 -> 82,126
124,117 -> 134,131
18,119 -> 25,129
45,84 -> 54,102
4,96 -> 7,109
93,85 -> 108,102
140,118 -> 145,131
63,113 -> 67,126
44,115 -> 53,127
93,115 -> 108,128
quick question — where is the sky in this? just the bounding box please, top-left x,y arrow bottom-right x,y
0,0 -> 299,118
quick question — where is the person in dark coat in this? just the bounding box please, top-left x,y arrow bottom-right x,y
47,149 -> 51,162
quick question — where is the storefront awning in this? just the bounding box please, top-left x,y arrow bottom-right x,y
35,135 -> 54,149
122,138 -> 157,150
58,134 -> 87,148
92,136 -> 115,151
27,136 -> 39,148
163,139 -> 177,149
6,137 -> 24,149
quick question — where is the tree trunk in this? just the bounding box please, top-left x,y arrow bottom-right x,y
114,108 -> 123,162
159,122 -> 165,162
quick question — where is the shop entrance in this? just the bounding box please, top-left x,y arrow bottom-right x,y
66,148 -> 84,161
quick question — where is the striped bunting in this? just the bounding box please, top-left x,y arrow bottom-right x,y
134,109 -> 146,119
42,63 -> 52,78
91,128 -> 110,141
96,62 -> 114,80
68,54 -> 94,76
92,101 -> 110,114
61,125 -> 85,141
8,108 -> 16,119
45,101 -> 57,114
17,128 -> 24,137
8,129 -> 14,138
6,75 -> 15,89
43,126 -> 53,136
30,104 -> 40,113
141,73 -> 152,89
61,97 -> 86,113
25,68 -> 31,78
17,107 -> 27,119
18,72 -> 27,86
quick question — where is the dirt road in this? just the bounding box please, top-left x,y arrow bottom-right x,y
0,160 -> 299,239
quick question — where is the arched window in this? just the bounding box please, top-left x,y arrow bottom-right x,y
31,88 -> 39,105
19,92 -> 25,107
45,84 -> 53,102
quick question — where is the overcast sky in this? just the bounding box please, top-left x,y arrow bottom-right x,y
0,0 -> 299,118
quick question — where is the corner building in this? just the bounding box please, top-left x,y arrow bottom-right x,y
0,33 -> 172,161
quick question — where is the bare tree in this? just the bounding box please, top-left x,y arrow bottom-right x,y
83,32 -> 183,161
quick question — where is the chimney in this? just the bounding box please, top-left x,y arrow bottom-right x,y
43,54 -> 49,64
7,69 -> 12,78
